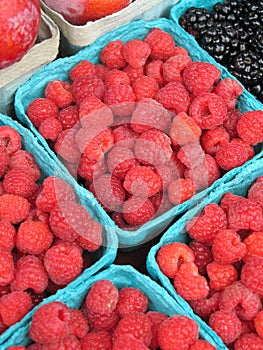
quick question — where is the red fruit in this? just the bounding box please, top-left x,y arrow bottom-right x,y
0,0 -> 41,69
244,232 -> 263,261
219,192 -> 243,213
0,194 -> 30,224
123,40 -> 151,68
112,334 -> 149,350
54,128 -> 81,164
213,78 -> 243,110
234,332 -> 263,350
9,150 -> 41,182
163,54 -> 192,83
223,108 -> 242,138
248,178 -> 263,208
123,196 -> 155,227
156,81 -> 190,113
3,168 -> 36,198
116,287 -> 148,318
100,40 -> 126,69
69,60 -> 96,81
58,105 -> 79,130
132,76 -> 159,101
80,330 -> 112,350
71,75 -> 105,105
254,310 -> 263,339
104,69 -> 130,87
207,261 -> 238,291
123,64 -> 144,84
201,127 -> 230,156
41,334 -> 81,350
103,84 -> 135,116
209,310 -> 242,344
0,291 -> 32,326
78,154 -> 107,182
241,257 -> 263,295
69,309 -> 89,339
0,126 -> 21,155
38,117 -> 63,142
0,146 -> 9,178
112,124 -> 137,149
79,96 -> 113,128
145,59 -> 165,85
27,98 -> 59,128
44,79 -> 74,109
170,112 -> 201,146
215,140 -> 251,171
77,218 -> 103,252
0,221 -> 16,251
189,241 -> 213,275
0,248 -> 14,286
86,309 -> 119,331
168,178 -> 195,205
189,292 -> 220,321
146,311 -> 168,350
237,110 -> 263,145
189,340 -> 217,350
107,146 -> 139,180
144,28 -> 176,61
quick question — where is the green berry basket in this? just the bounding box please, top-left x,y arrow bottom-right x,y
1,264 -> 226,349
146,154 -> 263,350
0,113 -> 118,348
14,17 -> 263,250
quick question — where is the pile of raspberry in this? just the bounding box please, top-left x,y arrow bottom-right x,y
8,279 -> 217,350
0,125 -> 103,334
157,176 -> 263,349
26,27 -> 263,229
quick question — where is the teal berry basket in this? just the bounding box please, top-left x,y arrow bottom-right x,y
14,17 -> 263,250
0,113 -> 118,348
2,264 -> 226,349
146,154 -> 263,350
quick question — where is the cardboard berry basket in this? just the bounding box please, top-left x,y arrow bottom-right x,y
0,11 -> 60,117
146,154 -> 263,349
14,18 -> 263,250
0,113 -> 118,347
1,264 -> 226,349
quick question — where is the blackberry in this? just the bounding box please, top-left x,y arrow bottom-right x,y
179,7 -> 213,39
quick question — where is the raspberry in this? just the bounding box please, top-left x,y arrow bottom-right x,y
107,146 -> 139,180
209,310 -> 242,344
54,128 -> 81,164
69,60 -> 96,81
145,59 -> 165,85
9,150 -> 41,182
41,334 -> 81,349
29,301 -> 71,344
7,347 -> 26,350
189,292 -> 220,321
123,165 -> 162,197
123,64 -> 144,84
116,287 -> 148,318
0,248 -> 14,286
123,197 -> 155,226
103,84 -> 135,116
219,282 -> 261,321
174,262 -> 209,300
112,334 -> 149,350
144,28 -> 176,61
85,280 -> 119,315
112,124 -> 137,149
231,137 -> 255,160
234,333 -> 263,350
248,179 -> 263,208
86,309 -> 119,331
80,330 -> 112,350
189,241 -> 213,275
49,200 -> 92,242
237,110 -> 263,145
38,117 -> 63,142
156,81 -> 190,113
244,232 -> 263,261
26,98 -> 59,128
219,192 -> 243,213
77,219 -> 102,252
3,168 -> 36,199
132,76 -> 159,101
0,194 -> 30,224
111,212 -> 131,230
100,40 -> 126,69
213,78 -> 243,110
183,62 -> 221,96
0,146 -> 9,178
207,261 -> 238,291
11,255 -> 48,294
134,128 -> 173,166
35,176 -> 76,213
228,198 -> 263,232
241,257 -> 263,295
0,221 -> 16,251
28,290 -> 47,308
45,79 -> 74,109
201,127 -> 230,156
186,203 -> 227,245
78,155 -> 107,182
90,174 -> 126,212
0,127 -> 21,158
78,96 -> 113,128
163,54 -> 192,83
152,192 -> 173,217
158,315 -> 199,350
170,112 -> 202,146
44,242 -> 83,285
168,178 -> 195,205
104,69 -> 130,88
95,64 -> 110,81
0,291 -> 32,326
69,309 -> 89,339
156,242 -> 195,279
212,229 -> 247,264
123,39 -> 151,68
71,75 -> 105,105
189,93 -> 227,130
58,105 -> 79,130
254,310 -> 263,339
177,142 -> 204,169
113,312 -> 152,346
146,311 -> 168,350
189,340 -> 216,350
223,108 -> 242,138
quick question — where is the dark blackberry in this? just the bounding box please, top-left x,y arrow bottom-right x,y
179,7 -> 213,39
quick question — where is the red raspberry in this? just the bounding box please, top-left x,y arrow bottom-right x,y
174,262 -> 209,300
80,330 -> 112,350
231,137 -> 255,160
123,165 -> 162,197
145,59 -> 165,85
0,126 -> 21,157
0,248 -> 14,286
107,146 -> 138,180
234,332 -> 263,350
104,69 -> 130,88
112,334 -> 149,350
103,84 -> 135,116
95,64 -> 110,81
168,178 -> 195,205
44,242 -> 83,285
212,229 -> 247,264
177,142 -> 204,169
158,315 -> 199,350
78,155 -> 107,182
27,290 -> 47,308
29,301 -> 71,344
58,105 -> 79,130
41,334 -> 81,349
209,310 -> 242,344
26,98 -> 59,128
223,108 -> 242,138
123,196 -> 155,227
3,168 -> 36,199
111,212 -> 131,230
0,221 -> 16,251
86,309 -> 119,331
35,176 -> 76,213
228,198 -> 263,232
71,75 -> 105,105
112,124 -> 137,149
213,78 -> 243,110
123,39 -> 151,68
241,257 -> 263,294
54,128 -> 81,164
189,292 -> 220,321
11,255 -> 48,294
156,242 -> 195,279
156,81 -> 190,113
244,232 -> 263,261
7,347 -> 26,350
0,194 -> 30,224
189,340 -> 216,350
144,28 -> 176,61
189,93 -> 227,130
201,127 -> 230,156
154,164 -> 173,191
123,64 -> 144,84
207,261 -> 238,291
186,203 -> 227,245
79,96 -> 113,128
132,76 -> 159,101
85,279 -> 119,315
170,112 -> 201,146
77,219 -> 102,252
116,287 -> 148,318
237,110 -> 263,145
146,311 -> 168,350
9,150 -> 41,182
38,117 -> 63,142
189,241 -> 213,275
100,40 -> 126,69
69,60 -> 96,81
183,61 -> 221,96
0,291 -> 32,326
219,192 -> 243,213
163,54 -> 192,83
248,178 -> 263,208
69,309 -> 89,339
0,146 -> 9,178
219,281 -> 261,321
113,312 -> 152,346
44,79 -> 74,109
254,310 -> 263,338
